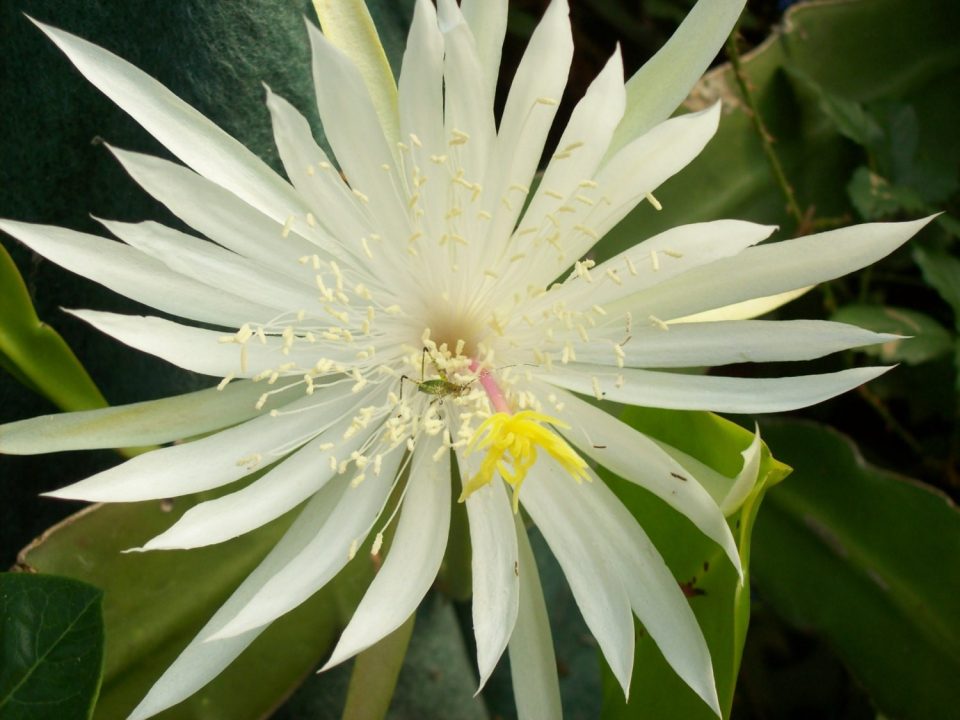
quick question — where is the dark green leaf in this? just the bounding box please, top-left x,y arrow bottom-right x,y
0,573 -> 104,720
831,304 -> 953,364
913,247 -> 960,329
847,166 -> 927,221
752,420 -> 960,720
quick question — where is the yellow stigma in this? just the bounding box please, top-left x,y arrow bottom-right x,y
460,410 -> 589,512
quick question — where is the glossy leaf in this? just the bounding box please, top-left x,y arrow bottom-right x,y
0,243 -> 106,413
0,573 -> 104,720
600,408 -> 790,719
752,420 -> 960,720
831,304 -> 954,365
17,491 -> 376,720
913,247 -> 960,329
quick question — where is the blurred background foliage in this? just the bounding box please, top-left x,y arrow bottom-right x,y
1,0 -> 958,719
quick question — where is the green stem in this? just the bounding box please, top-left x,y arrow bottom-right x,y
725,29 -> 805,229
341,614 -> 415,720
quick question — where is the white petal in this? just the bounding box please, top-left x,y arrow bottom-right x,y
541,386 -> 740,575
306,22 -> 410,240
397,0 -> 446,240
45,382 -> 374,502
313,0 -> 399,146
262,88 -> 372,257
322,434 -> 451,669
458,448 -> 520,690
208,445 -> 404,639
437,0 -> 496,204
97,219 -> 321,314
483,0 -> 573,248
572,465 -> 720,714
32,20 -> 308,224
107,146 -> 329,272
460,0 -> 507,102
509,517 -> 563,720
0,380 -> 294,454
574,320 -> 899,368
720,427 -> 763,516
127,480 -> 345,720
526,106 -> 722,285
539,363 -> 892,414
67,310 -> 353,378
137,410 -> 380,550
0,219 -> 271,327
554,219 -> 775,313
590,104 -> 720,240
624,217 -> 935,323
518,48 -> 625,243
521,461 -> 635,693
609,0 -> 746,155
670,286 -> 813,324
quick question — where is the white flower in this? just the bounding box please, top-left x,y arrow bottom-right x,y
0,0 -> 930,718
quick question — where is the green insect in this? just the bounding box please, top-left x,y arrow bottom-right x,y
400,348 -> 476,402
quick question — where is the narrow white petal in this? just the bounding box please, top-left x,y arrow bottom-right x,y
625,217 -> 935,323
521,462 -> 635,693
483,0 -> 573,246
572,465 -> 720,714
0,220 -> 271,327
539,364 -> 892,414
322,434 -> 451,669
127,481 -> 345,720
45,383 -> 375,502
67,310 -> 353,378
263,88 -> 372,255
137,411 -> 378,550
306,22 -> 410,239
551,220 -> 775,313
458,448 -> 520,690
541,385 -> 740,575
313,0 -> 399,145
574,320 -> 899,368
208,445 -> 404,639
519,48 -> 626,242
107,146 -> 329,271
509,517 -> 563,720
0,380 -> 294,454
437,0 -> 496,204
670,286 -> 813,324
460,0 -> 507,101
590,104 -> 721,240
32,21 -> 308,224
720,427 -> 763,516
398,0 -> 446,239
98,219 -> 321,314
609,0 -> 746,155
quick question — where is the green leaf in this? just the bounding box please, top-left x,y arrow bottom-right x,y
847,166 -> 927,221
17,492 -> 376,720
752,420 -> 960,720
0,243 -> 107,414
341,615 -> 414,720
913,246 -> 960,329
0,573 -> 104,720
600,408 -> 789,719
831,304 -> 954,365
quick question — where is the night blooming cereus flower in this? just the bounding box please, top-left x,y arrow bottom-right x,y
0,0 -> 931,718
